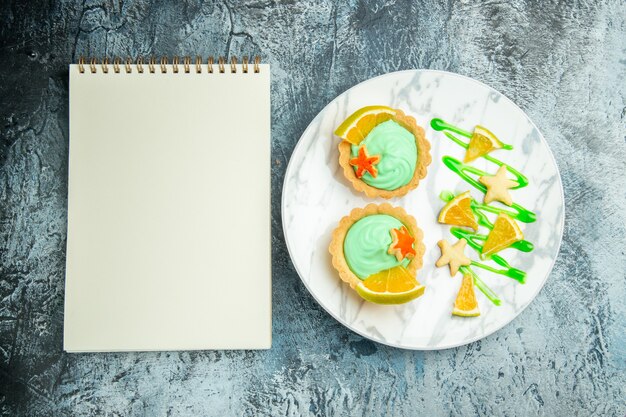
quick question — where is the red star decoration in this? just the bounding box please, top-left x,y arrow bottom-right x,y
349,145 -> 380,178
388,226 -> 416,261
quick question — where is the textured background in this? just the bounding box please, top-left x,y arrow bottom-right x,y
1,0 -> 625,416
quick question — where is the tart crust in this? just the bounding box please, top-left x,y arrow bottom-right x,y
338,109 -> 432,199
329,203 -> 425,289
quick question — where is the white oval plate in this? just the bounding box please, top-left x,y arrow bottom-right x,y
282,70 -> 564,350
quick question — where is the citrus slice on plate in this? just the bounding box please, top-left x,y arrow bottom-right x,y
438,191 -> 478,230
464,125 -> 506,163
334,105 -> 397,145
481,213 -> 524,257
356,265 -> 425,305
452,273 -> 480,317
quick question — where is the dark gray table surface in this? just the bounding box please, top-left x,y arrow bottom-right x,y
1,1 -> 625,416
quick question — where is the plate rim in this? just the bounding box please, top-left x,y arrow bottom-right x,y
281,69 -> 565,350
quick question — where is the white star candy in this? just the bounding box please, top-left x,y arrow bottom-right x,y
479,165 -> 518,206
436,238 -> 471,276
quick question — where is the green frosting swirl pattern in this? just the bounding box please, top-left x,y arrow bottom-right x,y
343,214 -> 409,280
351,120 -> 418,191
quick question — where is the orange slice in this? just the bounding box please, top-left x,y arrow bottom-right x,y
356,266 -> 425,305
481,213 -> 524,257
334,105 -> 397,145
438,191 -> 478,231
452,273 -> 480,317
464,125 -> 506,163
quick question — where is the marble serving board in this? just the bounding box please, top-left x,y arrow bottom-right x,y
282,70 -> 564,350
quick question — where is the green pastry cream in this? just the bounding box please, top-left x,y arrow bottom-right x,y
343,214 -> 410,279
350,120 -> 417,190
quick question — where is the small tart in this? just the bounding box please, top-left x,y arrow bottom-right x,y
338,109 -> 431,199
329,203 -> 425,289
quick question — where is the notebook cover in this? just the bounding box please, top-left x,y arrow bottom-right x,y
64,63 -> 271,352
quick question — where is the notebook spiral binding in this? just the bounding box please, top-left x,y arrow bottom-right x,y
77,56 -> 261,74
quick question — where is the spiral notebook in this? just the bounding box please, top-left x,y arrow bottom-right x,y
64,57 -> 271,352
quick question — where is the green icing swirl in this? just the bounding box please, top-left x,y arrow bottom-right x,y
430,117 -> 539,306
351,120 -> 417,191
343,214 -> 409,280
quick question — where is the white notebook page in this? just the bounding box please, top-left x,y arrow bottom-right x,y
64,63 -> 271,351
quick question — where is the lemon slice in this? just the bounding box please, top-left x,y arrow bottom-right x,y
438,191 -> 478,231
464,125 -> 506,163
334,105 -> 397,145
452,273 -> 480,317
355,266 -> 425,305
481,213 -> 524,257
